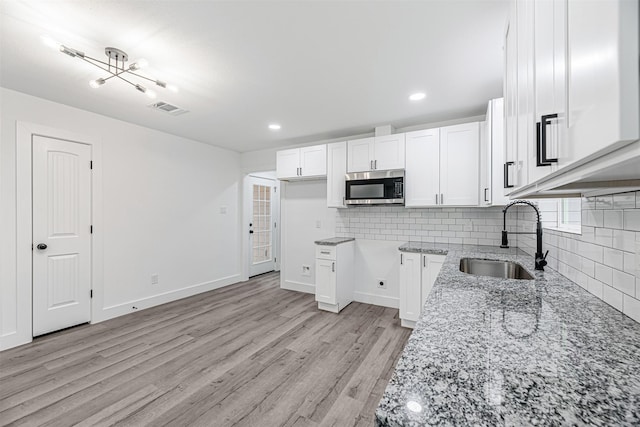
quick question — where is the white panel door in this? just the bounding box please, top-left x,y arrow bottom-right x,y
399,252 -> 420,322
405,129 -> 440,207
374,134 -> 405,171
315,259 -> 336,305
440,122 -> 480,206
300,144 -> 327,177
32,135 -> 92,336
276,148 -> 300,179
327,141 -> 347,208
503,17 -> 518,195
249,176 -> 276,277
347,137 -> 374,172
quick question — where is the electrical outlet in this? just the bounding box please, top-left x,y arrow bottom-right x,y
151,274 -> 159,285
377,279 -> 387,289
302,265 -> 311,277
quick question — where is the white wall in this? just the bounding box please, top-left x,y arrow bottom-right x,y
280,180 -> 336,293
0,88 -> 243,350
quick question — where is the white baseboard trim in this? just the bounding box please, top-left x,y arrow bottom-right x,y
281,280 -> 315,294
353,291 -> 399,309
0,331 -> 32,351
94,274 -> 242,323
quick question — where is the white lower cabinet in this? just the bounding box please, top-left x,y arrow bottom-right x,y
315,242 -> 354,313
398,251 -> 445,328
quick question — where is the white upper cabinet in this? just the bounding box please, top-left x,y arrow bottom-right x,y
374,134 -> 406,171
565,0 -> 639,165
405,123 -> 480,207
346,137 -> 374,173
300,145 -> 327,177
327,141 -> 347,208
347,134 -> 405,172
530,0 -> 565,182
276,148 -> 300,179
480,120 -> 491,206
489,98 -> 509,206
405,129 -> 440,207
440,122 -> 480,206
276,144 -> 327,180
505,0 -> 639,197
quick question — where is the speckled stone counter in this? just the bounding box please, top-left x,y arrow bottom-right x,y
314,237 -> 355,246
376,244 -> 640,426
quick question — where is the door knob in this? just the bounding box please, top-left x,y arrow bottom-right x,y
36,243 -> 47,250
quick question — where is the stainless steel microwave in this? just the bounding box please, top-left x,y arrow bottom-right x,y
345,170 -> 404,205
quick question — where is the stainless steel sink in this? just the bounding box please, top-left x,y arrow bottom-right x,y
459,258 -> 534,280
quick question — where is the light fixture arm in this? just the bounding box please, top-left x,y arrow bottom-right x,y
57,44 -> 175,98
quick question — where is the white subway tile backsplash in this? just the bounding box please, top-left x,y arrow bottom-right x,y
596,195 -> 613,209
623,209 -> 640,231
613,193 -> 636,209
623,295 -> 640,323
603,210 -> 624,229
623,251 -> 638,277
603,247 -> 624,270
582,210 -> 604,227
612,229 -> 636,252
594,263 -> 613,286
602,285 -> 624,311
587,277 -> 604,298
612,269 -> 636,296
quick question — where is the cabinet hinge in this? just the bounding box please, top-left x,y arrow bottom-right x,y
90,289 -> 93,298
273,186 -> 277,193
90,161 -> 93,169
274,222 -> 277,229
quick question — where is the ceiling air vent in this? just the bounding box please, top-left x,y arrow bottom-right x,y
148,101 -> 189,116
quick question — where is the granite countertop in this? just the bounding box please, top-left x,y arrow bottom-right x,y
314,237 -> 355,246
376,243 -> 640,426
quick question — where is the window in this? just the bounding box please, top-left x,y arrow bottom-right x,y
537,197 -> 581,234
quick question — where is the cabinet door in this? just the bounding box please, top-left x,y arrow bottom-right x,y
565,0 -> 639,167
515,0 -> 533,190
440,122 -> 480,206
315,259 -> 336,305
405,129 -> 440,207
421,255 -> 444,307
480,119 -> 491,206
490,98 -> 509,206
531,0 -> 564,182
399,252 -> 421,322
327,142 -> 347,208
276,148 -> 300,179
347,137 -> 375,172
374,134 -> 405,171
503,15 -> 518,195
300,144 -> 327,177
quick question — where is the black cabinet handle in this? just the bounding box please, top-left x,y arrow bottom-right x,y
540,113 -> 558,165
536,121 -> 548,167
484,187 -> 489,202
504,162 -> 514,188
36,243 -> 47,250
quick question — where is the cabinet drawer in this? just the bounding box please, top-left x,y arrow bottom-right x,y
315,246 -> 336,260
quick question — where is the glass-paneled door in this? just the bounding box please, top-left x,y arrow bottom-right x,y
249,176 -> 275,277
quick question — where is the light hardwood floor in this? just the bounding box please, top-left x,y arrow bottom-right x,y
0,272 -> 411,427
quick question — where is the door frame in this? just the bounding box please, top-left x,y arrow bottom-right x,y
16,122 -> 103,346
241,172 -> 280,281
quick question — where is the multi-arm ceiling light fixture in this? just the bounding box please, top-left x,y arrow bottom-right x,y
43,36 -> 177,98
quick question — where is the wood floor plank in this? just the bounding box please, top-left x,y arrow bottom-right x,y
0,272 -> 409,426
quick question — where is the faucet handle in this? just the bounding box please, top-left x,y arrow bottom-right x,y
543,250 -> 549,260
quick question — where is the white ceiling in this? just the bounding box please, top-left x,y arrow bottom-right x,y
0,0 -> 508,153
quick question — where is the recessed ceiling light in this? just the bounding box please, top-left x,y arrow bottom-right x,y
409,92 -> 426,101
268,124 -> 281,130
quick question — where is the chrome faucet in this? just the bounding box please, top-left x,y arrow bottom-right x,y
500,200 -> 548,271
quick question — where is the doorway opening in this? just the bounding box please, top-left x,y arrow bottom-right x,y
245,173 -> 280,278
